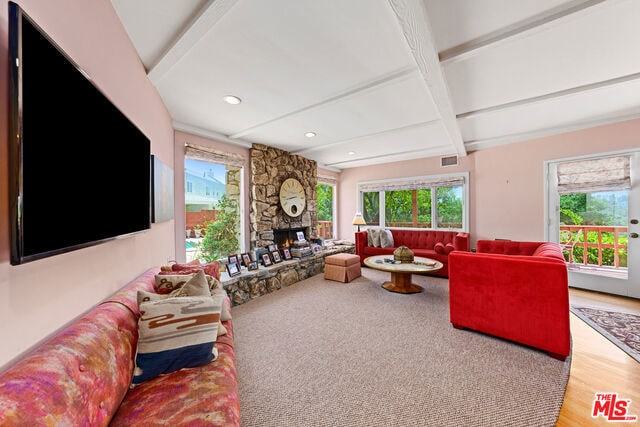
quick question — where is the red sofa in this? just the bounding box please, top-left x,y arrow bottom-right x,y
448,240 -> 571,360
355,228 -> 470,277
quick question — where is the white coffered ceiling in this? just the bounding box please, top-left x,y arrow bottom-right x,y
112,0 -> 640,170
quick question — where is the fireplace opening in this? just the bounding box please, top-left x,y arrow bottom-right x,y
273,227 -> 307,248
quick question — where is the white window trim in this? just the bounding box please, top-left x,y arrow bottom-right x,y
357,172 -> 469,232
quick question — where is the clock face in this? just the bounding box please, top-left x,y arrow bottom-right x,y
279,178 -> 306,217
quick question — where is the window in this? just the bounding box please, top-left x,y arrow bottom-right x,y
316,183 -> 335,239
359,173 -> 468,231
184,143 -> 245,262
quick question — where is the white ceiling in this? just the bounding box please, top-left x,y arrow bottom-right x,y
112,0 -> 640,170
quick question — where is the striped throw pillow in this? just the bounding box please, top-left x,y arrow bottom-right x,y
132,294 -> 222,386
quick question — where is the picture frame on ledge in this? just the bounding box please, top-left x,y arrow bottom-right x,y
296,231 -> 305,241
226,262 -> 241,277
241,253 -> 251,267
228,254 -> 239,265
248,261 -> 259,271
311,243 -> 322,254
282,248 -> 292,260
272,250 -> 282,263
261,253 -> 273,267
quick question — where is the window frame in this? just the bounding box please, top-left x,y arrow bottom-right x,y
357,172 -> 469,232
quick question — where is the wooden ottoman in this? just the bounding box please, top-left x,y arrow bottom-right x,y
324,253 -> 361,283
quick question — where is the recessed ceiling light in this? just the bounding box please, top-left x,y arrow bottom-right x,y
223,95 -> 241,105
348,151 -> 356,155
304,132 -> 316,138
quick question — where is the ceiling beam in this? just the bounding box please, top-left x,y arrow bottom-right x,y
464,111 -> 640,152
173,121 -> 253,148
147,0 -> 239,84
292,120 -> 440,156
228,67 -> 415,140
387,0 -> 466,157
440,0 -> 611,65
323,145 -> 452,168
457,71 -> 640,119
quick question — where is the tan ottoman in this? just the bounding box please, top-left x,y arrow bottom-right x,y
324,253 -> 361,283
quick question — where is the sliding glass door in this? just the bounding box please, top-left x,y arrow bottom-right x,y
547,151 -> 639,298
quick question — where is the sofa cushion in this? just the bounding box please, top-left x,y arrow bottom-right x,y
132,294 -> 223,386
532,242 -> 565,262
434,242 -> 445,254
445,243 -> 455,254
111,320 -> 240,426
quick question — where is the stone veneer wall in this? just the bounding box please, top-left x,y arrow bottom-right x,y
223,245 -> 355,305
249,143 -> 318,251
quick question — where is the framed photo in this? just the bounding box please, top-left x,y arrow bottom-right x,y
311,243 -> 322,254
248,261 -> 259,271
268,244 -> 277,252
272,250 -> 282,263
282,248 -> 292,260
241,253 -> 251,267
226,262 -> 241,277
296,231 -> 305,241
228,254 -> 239,265
261,253 -> 273,266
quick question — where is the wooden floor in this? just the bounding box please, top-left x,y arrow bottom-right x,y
556,288 -> 640,426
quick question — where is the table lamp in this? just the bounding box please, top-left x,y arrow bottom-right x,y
352,212 -> 366,231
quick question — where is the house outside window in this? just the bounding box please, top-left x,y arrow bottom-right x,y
359,172 -> 468,231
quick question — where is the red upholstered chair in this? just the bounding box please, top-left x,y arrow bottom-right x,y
448,240 -> 571,360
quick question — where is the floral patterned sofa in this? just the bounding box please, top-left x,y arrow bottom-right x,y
0,265 -> 240,426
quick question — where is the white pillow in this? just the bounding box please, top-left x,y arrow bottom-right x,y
380,229 -> 395,248
368,228 -> 382,247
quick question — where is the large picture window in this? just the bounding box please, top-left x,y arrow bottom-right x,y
359,173 -> 468,231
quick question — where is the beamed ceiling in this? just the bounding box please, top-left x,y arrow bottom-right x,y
112,0 -> 640,170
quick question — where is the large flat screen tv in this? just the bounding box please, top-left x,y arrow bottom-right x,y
8,2 -> 151,265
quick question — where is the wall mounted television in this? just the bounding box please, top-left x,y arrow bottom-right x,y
8,2 -> 151,265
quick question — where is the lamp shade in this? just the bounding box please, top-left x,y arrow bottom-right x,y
352,212 -> 366,226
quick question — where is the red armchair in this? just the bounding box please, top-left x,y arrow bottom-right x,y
448,240 -> 571,360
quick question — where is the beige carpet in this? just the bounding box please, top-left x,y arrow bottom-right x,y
232,268 -> 571,427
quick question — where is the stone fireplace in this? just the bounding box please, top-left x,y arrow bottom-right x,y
273,227 -> 307,248
249,144 -> 318,252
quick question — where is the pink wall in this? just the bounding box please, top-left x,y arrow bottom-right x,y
173,131 -> 251,262
0,0 -> 175,367
338,118 -> 640,248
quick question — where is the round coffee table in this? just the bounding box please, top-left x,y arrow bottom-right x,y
364,255 -> 443,294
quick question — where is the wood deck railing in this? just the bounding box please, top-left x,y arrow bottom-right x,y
318,220 -> 334,239
559,225 -> 628,269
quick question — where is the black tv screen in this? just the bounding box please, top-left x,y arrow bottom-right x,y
8,2 -> 151,265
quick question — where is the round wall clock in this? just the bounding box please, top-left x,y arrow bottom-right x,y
279,178 -> 306,217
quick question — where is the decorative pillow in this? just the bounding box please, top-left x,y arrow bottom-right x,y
132,294 -> 223,386
379,229 -> 394,248
367,228 -> 383,247
154,273 -> 218,295
444,243 -> 455,254
434,242 -> 446,254
159,261 -> 221,280
171,261 -> 220,280
211,285 -> 232,321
